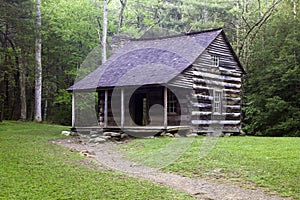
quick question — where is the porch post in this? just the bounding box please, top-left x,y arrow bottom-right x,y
72,92 -> 75,127
104,89 -> 108,128
164,87 -> 168,129
121,88 -> 125,128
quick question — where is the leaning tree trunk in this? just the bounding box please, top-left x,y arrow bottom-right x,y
35,0 -> 42,122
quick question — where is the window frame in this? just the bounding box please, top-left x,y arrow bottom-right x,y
211,54 -> 220,67
213,90 -> 222,114
167,90 -> 177,115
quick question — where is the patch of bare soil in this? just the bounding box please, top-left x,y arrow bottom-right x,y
52,137 -> 292,200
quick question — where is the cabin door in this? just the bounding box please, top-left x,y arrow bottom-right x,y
130,93 -> 148,126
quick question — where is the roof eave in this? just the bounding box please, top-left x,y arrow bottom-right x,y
220,30 -> 246,75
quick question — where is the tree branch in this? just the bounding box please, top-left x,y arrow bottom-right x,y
238,0 -> 283,57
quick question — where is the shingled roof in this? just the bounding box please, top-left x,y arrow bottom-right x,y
68,28 -> 224,91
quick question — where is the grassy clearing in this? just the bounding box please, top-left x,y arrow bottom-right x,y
0,121 -> 193,200
121,136 -> 300,199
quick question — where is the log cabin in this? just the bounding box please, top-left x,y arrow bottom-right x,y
68,28 -> 245,135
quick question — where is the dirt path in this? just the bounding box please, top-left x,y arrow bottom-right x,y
52,138 -> 291,200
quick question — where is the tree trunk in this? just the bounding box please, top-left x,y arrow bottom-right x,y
43,98 -> 48,121
293,0 -> 297,19
102,0 -> 108,63
203,7 -> 208,23
30,88 -> 35,120
20,48 -> 27,121
0,73 -> 5,122
35,0 -> 42,122
293,0 -> 297,63
236,1 -> 240,56
258,0 -> 262,18
117,0 -> 127,35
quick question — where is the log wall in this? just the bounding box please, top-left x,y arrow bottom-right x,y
169,33 -> 243,133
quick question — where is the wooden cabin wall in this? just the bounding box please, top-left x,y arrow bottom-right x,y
166,86 -> 191,126
168,69 -> 194,89
192,34 -> 243,133
170,34 -> 243,133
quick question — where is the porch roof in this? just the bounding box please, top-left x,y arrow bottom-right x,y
68,28 -> 223,91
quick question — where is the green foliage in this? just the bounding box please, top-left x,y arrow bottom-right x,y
1,0 -> 299,136
0,0 -> 35,120
243,1 -> 300,136
49,90 -> 72,125
40,0 -> 101,122
53,89 -> 71,105
0,121 -> 193,199
122,137 -> 300,199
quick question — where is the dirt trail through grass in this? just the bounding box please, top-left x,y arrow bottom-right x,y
54,138 -> 291,200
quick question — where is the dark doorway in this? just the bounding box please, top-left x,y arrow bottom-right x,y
129,93 -> 148,126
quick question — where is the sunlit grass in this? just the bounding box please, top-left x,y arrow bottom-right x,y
122,137 -> 194,168
0,121 -> 193,199
122,136 -> 300,199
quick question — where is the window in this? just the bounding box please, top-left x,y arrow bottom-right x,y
213,91 -> 222,114
167,90 -> 177,114
211,55 -> 220,67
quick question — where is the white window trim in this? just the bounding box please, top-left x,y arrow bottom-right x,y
211,55 -> 220,67
213,90 -> 222,114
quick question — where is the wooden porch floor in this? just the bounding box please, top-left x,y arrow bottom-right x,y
72,125 -> 191,134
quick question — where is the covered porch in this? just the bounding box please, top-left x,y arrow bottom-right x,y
72,84 -> 191,133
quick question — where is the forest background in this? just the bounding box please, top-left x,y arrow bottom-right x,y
0,0 -> 299,136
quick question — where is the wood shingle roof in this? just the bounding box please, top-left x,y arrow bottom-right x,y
68,28 -> 224,91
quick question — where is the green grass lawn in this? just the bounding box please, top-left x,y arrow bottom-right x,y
0,121 -> 193,200
121,136 -> 300,199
